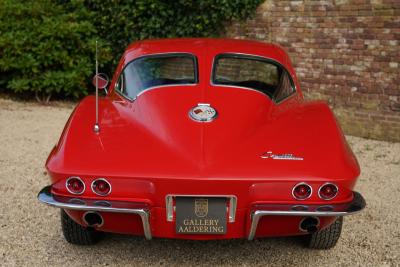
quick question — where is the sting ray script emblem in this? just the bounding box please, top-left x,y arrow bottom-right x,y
261,151 -> 304,161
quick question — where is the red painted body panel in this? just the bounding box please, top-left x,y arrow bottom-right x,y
45,38 -> 360,239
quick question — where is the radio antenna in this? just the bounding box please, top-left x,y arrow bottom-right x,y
93,40 -> 100,133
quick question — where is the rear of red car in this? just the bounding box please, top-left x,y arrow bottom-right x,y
38,38 -> 365,248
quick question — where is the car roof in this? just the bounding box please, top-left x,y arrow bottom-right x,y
123,38 -> 291,69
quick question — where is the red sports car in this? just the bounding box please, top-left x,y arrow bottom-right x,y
38,38 -> 365,249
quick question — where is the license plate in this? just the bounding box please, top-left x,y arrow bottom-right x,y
175,197 -> 227,234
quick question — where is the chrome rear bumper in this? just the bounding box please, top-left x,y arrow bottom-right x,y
38,186 -> 365,241
37,186 -> 152,240
248,191 -> 366,240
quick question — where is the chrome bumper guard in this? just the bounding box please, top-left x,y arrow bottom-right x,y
248,191 -> 366,240
37,186 -> 152,240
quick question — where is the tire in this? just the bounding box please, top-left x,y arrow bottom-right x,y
304,217 -> 343,249
61,209 -> 102,245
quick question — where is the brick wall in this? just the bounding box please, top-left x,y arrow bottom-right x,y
226,0 -> 400,142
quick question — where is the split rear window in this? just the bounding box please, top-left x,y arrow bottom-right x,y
115,53 -> 295,103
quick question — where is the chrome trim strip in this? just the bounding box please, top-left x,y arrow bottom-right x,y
116,80 -> 197,102
38,186 -> 152,240
318,182 -> 339,200
65,176 -> 85,195
165,194 -> 237,223
247,191 -> 366,240
211,83 -> 272,100
291,182 -> 312,200
209,81 -> 298,105
166,194 -> 174,222
136,83 -> 197,99
91,178 -> 112,196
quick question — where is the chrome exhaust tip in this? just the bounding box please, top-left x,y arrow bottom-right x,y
83,211 -> 103,227
299,217 -> 320,233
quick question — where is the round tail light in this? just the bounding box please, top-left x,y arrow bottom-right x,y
91,178 -> 111,196
318,183 -> 338,200
66,177 -> 85,195
292,183 -> 312,200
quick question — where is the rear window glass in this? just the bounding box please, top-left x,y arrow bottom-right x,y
115,54 -> 197,100
212,54 -> 295,102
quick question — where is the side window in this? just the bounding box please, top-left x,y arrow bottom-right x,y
274,71 -> 295,102
115,73 -> 125,94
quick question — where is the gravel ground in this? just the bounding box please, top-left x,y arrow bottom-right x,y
0,98 -> 399,267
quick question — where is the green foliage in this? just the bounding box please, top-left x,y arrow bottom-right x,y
0,0 -> 111,101
0,0 -> 262,101
86,0 -> 263,70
